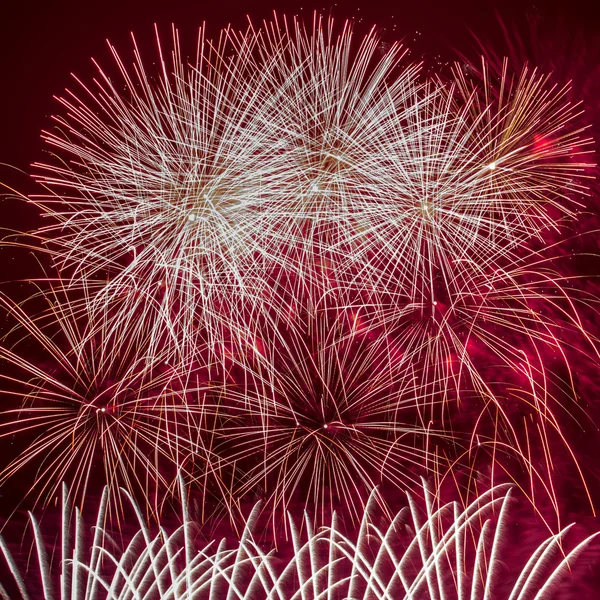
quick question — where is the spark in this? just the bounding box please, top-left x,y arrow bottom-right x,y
0,479 -> 596,599
1,12 -> 597,537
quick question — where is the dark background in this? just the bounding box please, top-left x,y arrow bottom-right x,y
1,0 -> 599,198
0,0 -> 600,594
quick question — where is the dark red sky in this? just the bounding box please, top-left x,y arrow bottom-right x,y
1,0 -> 598,181
0,0 -> 599,588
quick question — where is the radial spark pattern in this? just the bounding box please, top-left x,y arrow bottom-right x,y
0,13 -> 598,555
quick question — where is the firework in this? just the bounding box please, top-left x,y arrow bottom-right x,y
0,14 -> 598,589
199,300 -> 460,529
213,256 -> 598,529
0,479 -> 596,599
370,240 -> 600,522
0,283 -> 207,518
29,16 -> 427,365
3,0 -> 600,593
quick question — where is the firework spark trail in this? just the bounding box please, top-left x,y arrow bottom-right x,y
197,300 -> 460,530
0,480 -> 596,599
0,284 -> 211,519
0,12 -> 598,549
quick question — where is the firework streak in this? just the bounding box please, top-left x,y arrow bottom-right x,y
0,480 -> 597,599
0,14 -> 599,590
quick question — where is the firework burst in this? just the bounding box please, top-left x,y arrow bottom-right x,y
0,283 -> 202,519
0,16 -> 599,597
198,300 -> 459,529
29,16 -> 425,365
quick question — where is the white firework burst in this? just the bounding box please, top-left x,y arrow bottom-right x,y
0,479 -> 596,599
30,16 -> 426,364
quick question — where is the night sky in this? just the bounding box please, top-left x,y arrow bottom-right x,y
0,1 -> 596,229
1,0 -> 600,595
